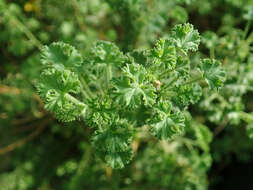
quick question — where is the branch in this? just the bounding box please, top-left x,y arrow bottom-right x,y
0,118 -> 51,155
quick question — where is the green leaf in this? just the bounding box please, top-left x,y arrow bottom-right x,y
171,23 -> 200,54
37,68 -> 86,122
151,39 -> 177,69
148,101 -> 185,140
92,40 -> 126,67
112,64 -> 156,108
198,59 -> 226,90
128,50 -> 148,66
104,149 -> 133,169
41,42 -> 83,71
92,119 -> 133,169
172,83 -> 202,109
174,56 -> 190,79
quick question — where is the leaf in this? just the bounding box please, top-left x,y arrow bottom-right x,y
92,119 -> 133,169
171,23 -> 200,54
41,42 -> 83,71
128,50 -> 148,66
198,59 -> 226,90
172,83 -> 202,109
104,149 -> 133,169
92,40 -> 126,67
151,39 -> 177,69
148,101 -> 185,140
112,64 -> 157,109
174,56 -> 190,79
37,68 -> 86,122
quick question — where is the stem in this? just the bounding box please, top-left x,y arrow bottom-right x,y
106,65 -> 112,89
8,13 -> 43,50
80,89 -> 90,100
80,77 -> 95,99
244,20 -> 251,40
161,77 -> 178,92
214,118 -> 228,137
210,47 -> 215,59
238,111 -> 253,123
65,93 -> 87,119
182,76 -> 202,86
0,118 -> 50,155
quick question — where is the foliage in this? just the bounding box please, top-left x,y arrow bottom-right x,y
0,0 -> 253,189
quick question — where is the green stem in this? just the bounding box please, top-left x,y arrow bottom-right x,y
8,13 -> 43,50
161,77 -> 178,92
238,111 -> 253,123
65,93 -> 87,118
80,77 -> 95,99
106,65 -> 112,89
210,47 -> 215,59
65,93 -> 86,106
182,76 -> 202,86
244,20 -> 251,40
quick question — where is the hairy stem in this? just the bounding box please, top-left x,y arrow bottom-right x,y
106,65 -> 112,89
80,77 -> 95,99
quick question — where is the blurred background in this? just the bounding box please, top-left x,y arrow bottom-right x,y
1,0 -> 253,189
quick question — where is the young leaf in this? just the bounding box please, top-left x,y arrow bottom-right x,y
112,64 -> 156,108
37,68 -> 86,122
148,101 -> 185,140
92,119 -> 133,169
198,59 -> 226,90
151,39 -> 177,69
92,40 -> 126,67
171,23 -> 200,54
41,42 -> 83,71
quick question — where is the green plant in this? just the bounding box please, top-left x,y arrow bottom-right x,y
37,23 -> 225,169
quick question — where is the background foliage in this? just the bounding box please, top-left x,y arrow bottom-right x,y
0,0 -> 253,189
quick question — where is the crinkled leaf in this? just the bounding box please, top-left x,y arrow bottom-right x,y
112,64 -> 156,108
198,59 -> 226,90
128,50 -> 148,66
151,39 -> 177,69
104,149 -> 133,169
172,83 -> 202,109
41,42 -> 83,71
92,119 -> 133,169
92,40 -> 126,67
171,23 -> 200,54
174,56 -> 190,79
148,101 -> 185,140
37,68 -> 85,122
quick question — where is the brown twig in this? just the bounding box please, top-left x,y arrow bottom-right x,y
0,84 -> 44,107
0,118 -> 51,156
214,118 -> 228,137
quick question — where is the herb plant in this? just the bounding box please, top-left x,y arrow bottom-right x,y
37,23 -> 225,168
